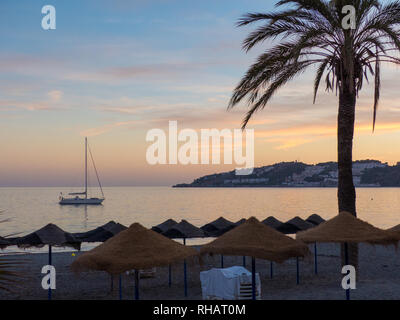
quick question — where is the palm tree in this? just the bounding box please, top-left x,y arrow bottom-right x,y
230,0 -> 400,213
229,0 -> 400,265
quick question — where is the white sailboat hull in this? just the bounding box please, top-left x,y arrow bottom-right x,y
58,137 -> 105,206
59,197 -> 104,205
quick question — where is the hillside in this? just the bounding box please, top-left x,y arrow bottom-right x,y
173,160 -> 400,188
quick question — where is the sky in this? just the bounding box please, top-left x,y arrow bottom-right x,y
1,0 -> 400,187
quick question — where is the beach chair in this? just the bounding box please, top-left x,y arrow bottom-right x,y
236,274 -> 261,300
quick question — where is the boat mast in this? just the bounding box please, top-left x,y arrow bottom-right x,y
85,137 -> 88,199
88,143 -> 105,200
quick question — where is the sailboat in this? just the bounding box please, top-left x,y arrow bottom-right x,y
59,138 -> 105,205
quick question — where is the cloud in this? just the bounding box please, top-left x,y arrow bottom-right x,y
47,90 -> 63,102
266,137 -> 314,150
64,61 -> 218,84
253,117 -> 400,150
80,120 -> 139,137
98,101 -> 200,116
171,85 -> 234,94
0,100 -> 54,111
0,89 -> 66,112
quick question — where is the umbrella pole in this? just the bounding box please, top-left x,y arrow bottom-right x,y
251,257 -> 256,300
296,257 -> 300,285
134,270 -> 139,300
344,242 -> 350,301
184,259 -> 188,297
314,242 -> 318,275
270,261 -> 273,279
183,237 -> 187,297
48,245 -> 52,300
243,256 -> 246,267
221,255 -> 224,268
119,274 -> 122,300
168,264 -> 172,288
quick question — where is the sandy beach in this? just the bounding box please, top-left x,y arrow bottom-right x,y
2,242 -> 400,300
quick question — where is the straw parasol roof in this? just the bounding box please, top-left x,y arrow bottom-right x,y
386,225 -> 400,241
306,214 -> 326,226
151,219 -> 178,234
73,221 -> 127,243
235,219 -> 246,226
163,220 -> 205,239
200,217 -> 310,263
297,211 -> 400,245
0,236 -> 10,249
14,224 -> 81,250
71,222 -> 199,274
262,216 -> 283,230
277,217 -> 314,234
387,224 -> 400,233
201,217 -> 235,237
102,221 -> 127,234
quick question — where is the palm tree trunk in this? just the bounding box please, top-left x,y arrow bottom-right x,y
338,87 -> 358,269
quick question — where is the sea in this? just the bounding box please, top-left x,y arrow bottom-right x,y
1,186 -> 400,254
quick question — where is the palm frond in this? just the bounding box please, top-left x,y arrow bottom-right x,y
373,48 -> 381,132
314,58 -> 331,103
229,0 -> 400,131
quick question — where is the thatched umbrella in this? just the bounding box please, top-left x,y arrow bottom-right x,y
201,217 -> 236,237
235,219 -> 246,226
151,218 -> 178,289
277,217 -> 314,234
162,220 -> 205,296
73,221 -> 127,242
386,225 -> 400,246
234,219 -> 247,267
302,214 -> 326,274
0,237 -> 10,249
306,214 -> 326,226
73,221 -> 127,291
101,221 -> 126,234
297,211 -> 399,300
200,217 -> 310,300
386,224 -> 400,234
201,217 -> 237,268
15,223 -> 81,300
262,216 -> 285,277
262,216 -> 283,230
71,223 -> 198,300
151,219 -> 178,234
163,220 -> 205,242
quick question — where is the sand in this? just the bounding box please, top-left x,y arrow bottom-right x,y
2,243 -> 400,300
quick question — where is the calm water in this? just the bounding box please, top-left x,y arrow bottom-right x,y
1,187 -> 400,253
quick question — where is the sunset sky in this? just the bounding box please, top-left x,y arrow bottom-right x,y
1,0 -> 400,187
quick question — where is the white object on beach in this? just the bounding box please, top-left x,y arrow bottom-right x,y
59,137 -> 105,205
200,266 -> 261,300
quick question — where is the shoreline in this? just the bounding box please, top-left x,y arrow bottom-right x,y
172,185 -> 384,189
